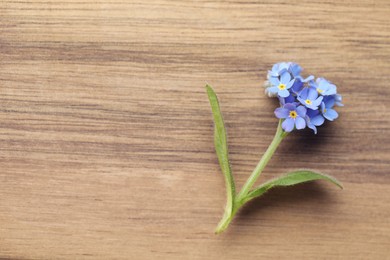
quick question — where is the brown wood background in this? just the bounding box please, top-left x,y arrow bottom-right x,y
1,0 -> 389,259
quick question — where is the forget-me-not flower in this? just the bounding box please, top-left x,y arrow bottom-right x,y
268,62 -> 290,78
314,78 -> 337,96
321,96 -> 339,121
298,87 -> 323,110
275,103 -> 307,132
267,72 -> 295,98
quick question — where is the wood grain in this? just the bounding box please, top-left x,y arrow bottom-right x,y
1,0 -> 389,259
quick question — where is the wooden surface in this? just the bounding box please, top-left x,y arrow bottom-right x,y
1,1 -> 390,259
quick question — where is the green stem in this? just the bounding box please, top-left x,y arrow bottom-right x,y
215,120 -> 288,234
237,120 -> 288,200
215,205 -> 239,234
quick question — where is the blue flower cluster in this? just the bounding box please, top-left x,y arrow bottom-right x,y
264,62 -> 343,134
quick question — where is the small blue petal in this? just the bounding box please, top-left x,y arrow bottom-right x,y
285,94 -> 295,103
299,88 -> 309,99
311,115 -> 325,126
324,96 -> 335,108
289,63 -> 302,77
306,108 -> 320,118
280,71 -> 291,83
267,86 -> 279,94
291,80 -> 303,93
312,96 -> 323,107
279,62 -> 290,72
284,103 -> 296,111
274,108 -> 289,119
307,123 -> 317,134
324,109 -> 338,121
285,79 -> 294,89
308,88 -> 319,100
325,85 -> 337,95
278,89 -> 290,98
282,118 -> 295,132
302,75 -> 314,82
297,97 -> 306,107
305,115 -> 318,134
296,106 -> 307,117
269,77 -> 280,86
295,117 -> 306,130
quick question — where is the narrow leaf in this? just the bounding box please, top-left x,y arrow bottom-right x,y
243,170 -> 342,203
206,85 -> 235,219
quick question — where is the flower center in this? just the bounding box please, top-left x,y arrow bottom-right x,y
305,99 -> 312,105
317,88 -> 323,94
278,83 -> 286,90
289,111 -> 297,119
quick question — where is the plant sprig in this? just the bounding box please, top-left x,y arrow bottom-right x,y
206,83 -> 343,234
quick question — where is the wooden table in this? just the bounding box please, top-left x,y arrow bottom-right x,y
1,1 -> 389,259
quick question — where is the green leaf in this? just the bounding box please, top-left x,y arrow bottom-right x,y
205,85 -> 235,222
243,170 -> 343,203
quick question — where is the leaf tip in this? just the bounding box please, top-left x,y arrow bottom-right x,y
205,84 -> 214,94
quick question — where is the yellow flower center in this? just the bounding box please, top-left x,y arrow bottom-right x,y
317,88 -> 323,94
305,99 -> 312,105
289,111 -> 297,119
278,84 -> 286,90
